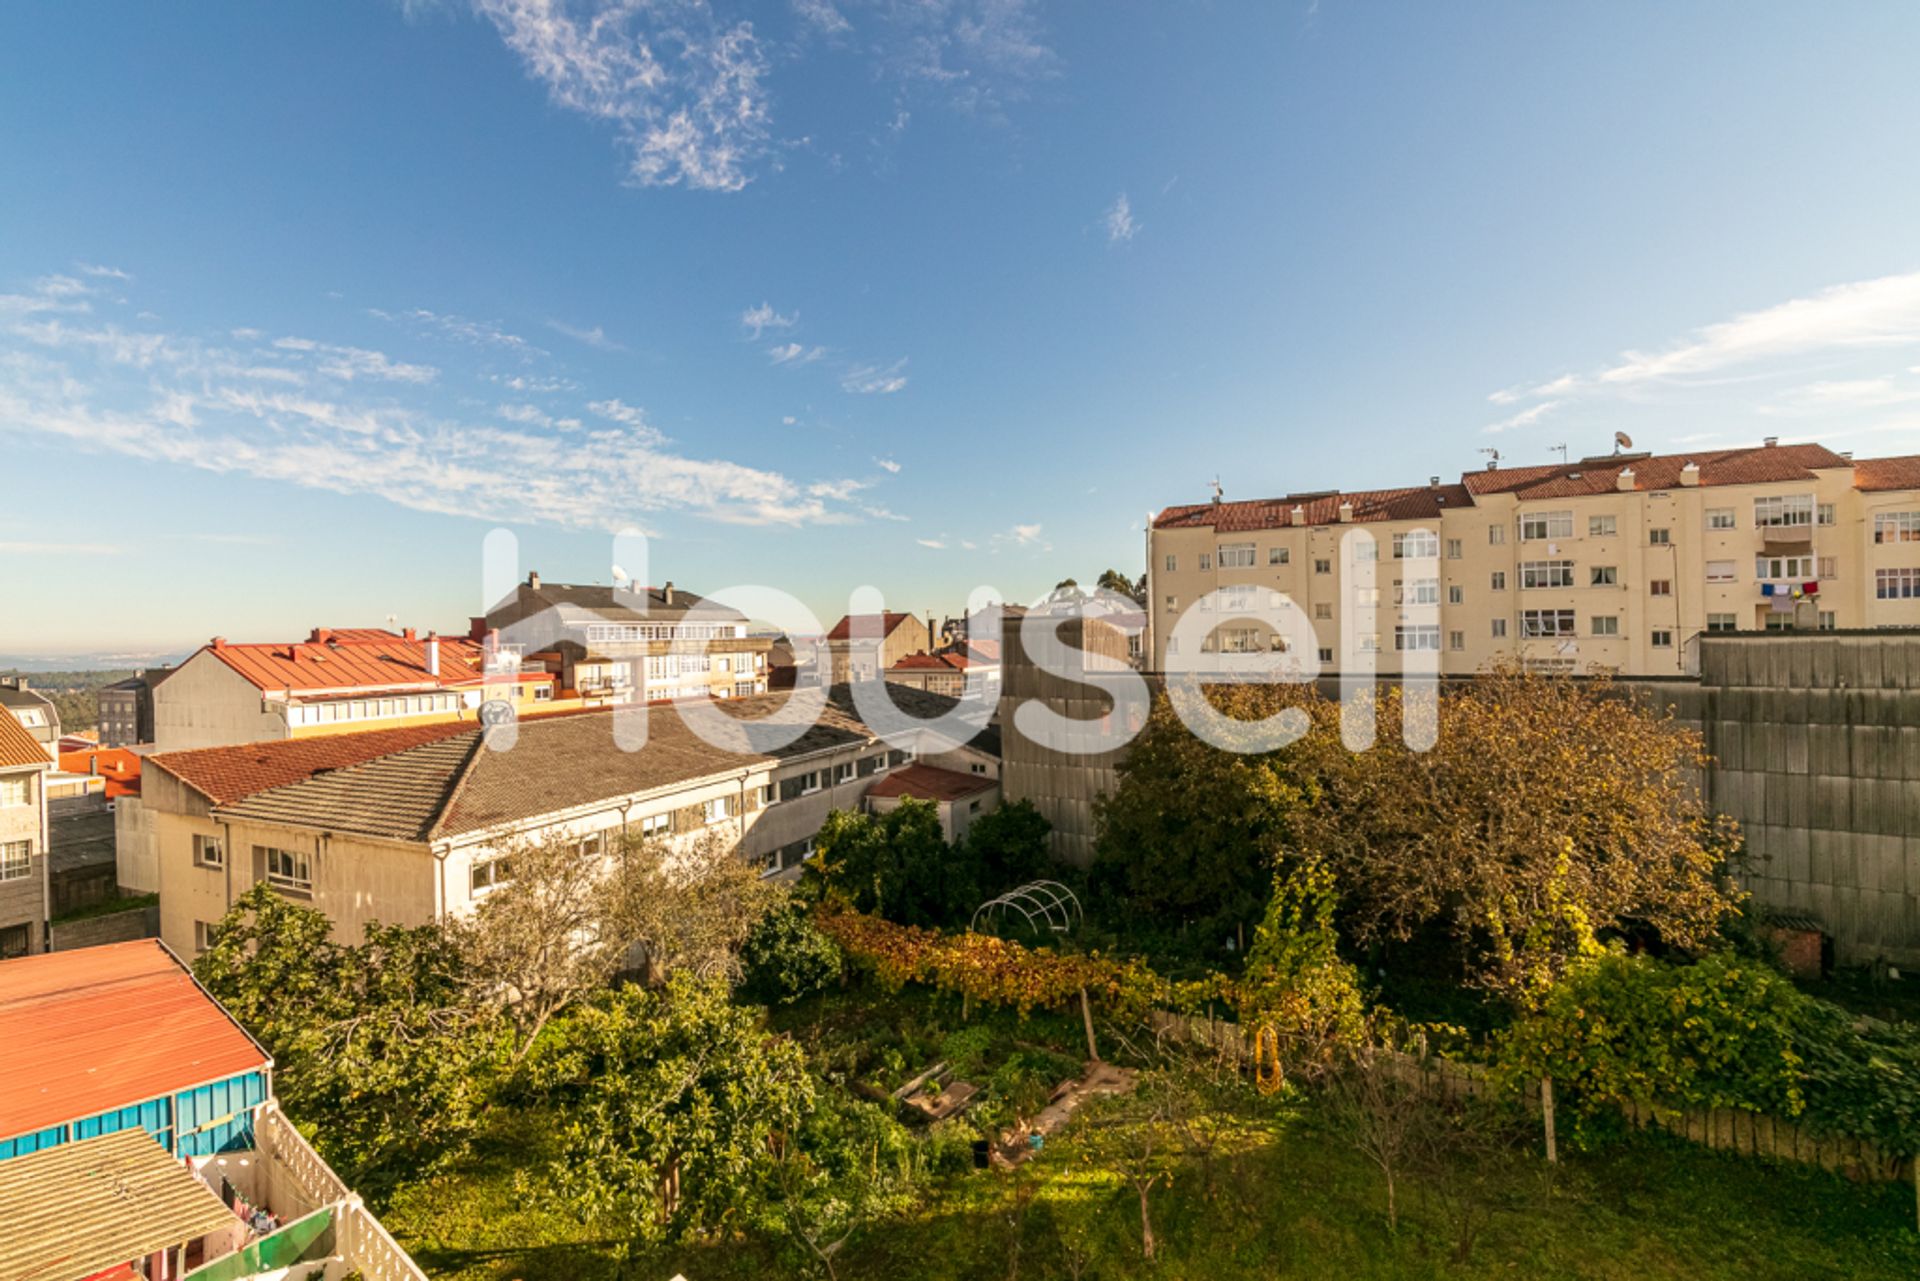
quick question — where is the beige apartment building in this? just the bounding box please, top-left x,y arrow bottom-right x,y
143,687 -> 998,954
0,708 -> 52,958
822,613 -> 932,685
1147,442 -> 1920,677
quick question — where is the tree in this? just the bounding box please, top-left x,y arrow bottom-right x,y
536,975 -> 814,1262
623,829 -> 785,984
741,902 -> 845,1006
194,886 -> 509,1191
1075,1075 -> 1196,1262
1095,568 -> 1146,606
1240,859 -> 1368,1087
962,799 -> 1052,896
808,800 -> 972,927
758,1092 -> 922,1279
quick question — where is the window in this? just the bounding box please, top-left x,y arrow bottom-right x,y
1317,647 -> 1334,663
1590,566 -> 1617,587
1489,525 -> 1506,545
194,921 -> 218,954
1819,611 -> 1837,631
1164,595 -> 1178,612
1446,539 -> 1463,560
1818,503 -> 1836,527
1759,555 -> 1816,580
1314,602 -> 1332,620
533,686 -> 553,701
1591,616 -> 1619,637
1394,625 -> 1441,652
1490,619 -> 1508,639
1706,560 -> 1736,583
1218,542 -> 1256,569
263,846 -> 312,894
1218,627 -> 1262,653
1764,615 -> 1796,633
1352,541 -> 1379,563
192,834 -> 224,869
1521,511 -> 1573,541
835,761 -> 855,784
1396,578 -> 1440,606
1490,571 -> 1507,591
1520,609 -> 1576,638
1819,556 -> 1838,580
1589,515 -> 1617,537
1198,552 -> 1212,571
704,796 -> 738,824
470,857 -> 512,895
1520,561 -> 1575,589
971,762 -> 989,775
1754,494 -> 1814,527
1707,508 -> 1736,530
1268,546 -> 1290,566
1392,531 -> 1439,560
1650,630 -> 1674,648
0,776 -> 26,808
1357,633 -> 1382,653
1648,528 -> 1670,545
640,812 -> 671,837
1314,559 -> 1332,575
1649,580 -> 1672,597
0,923 -> 28,959
1448,630 -> 1465,651
1164,554 -> 1177,572
1877,568 -> 1920,600
1874,512 -> 1920,543
576,832 -> 607,857
0,841 -> 30,882
1448,585 -> 1464,605
1707,614 -> 1738,633
1355,586 -> 1380,606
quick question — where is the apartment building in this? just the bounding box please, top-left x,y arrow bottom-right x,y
0,678 -> 60,754
0,709 -> 52,958
143,686 -> 998,953
886,638 -> 1001,697
480,573 -> 772,704
1147,441 -> 1920,676
97,668 -> 170,747
154,627 -> 556,752
822,612 -> 932,684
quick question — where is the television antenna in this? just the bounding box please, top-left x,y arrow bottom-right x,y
1209,476 -> 1224,502
1548,443 -> 1569,465
1478,447 -> 1502,468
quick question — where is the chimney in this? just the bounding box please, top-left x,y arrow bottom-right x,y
426,633 -> 441,677
310,627 -> 333,646
210,637 -> 226,651
1337,501 -> 1354,523
1841,450 -> 1854,461
528,571 -> 541,591
1429,475 -> 1440,488
403,627 -> 417,641
664,581 -> 676,605
1290,504 -> 1305,524
1616,467 -> 1635,492
1763,436 -> 1778,448
1679,461 -> 1701,486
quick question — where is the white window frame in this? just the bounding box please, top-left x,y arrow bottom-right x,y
1589,515 -> 1617,537
1393,624 -> 1441,652
0,776 -> 28,808
1392,531 -> 1440,560
1873,512 -> 1920,544
1520,511 -> 1573,541
1217,542 -> 1256,569
263,846 -> 312,894
1519,609 -> 1576,638
1590,566 -> 1617,587
0,840 -> 30,882
1648,528 -> 1670,545
1754,494 -> 1814,528
1591,616 -> 1619,637
1707,508 -> 1736,531
192,834 -> 224,869
1706,560 -> 1736,583
1520,561 -> 1575,590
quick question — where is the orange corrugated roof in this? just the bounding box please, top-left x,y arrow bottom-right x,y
203,630 -> 506,695
0,709 -> 50,771
0,941 -> 269,1142
58,748 -> 143,799
866,762 -> 997,803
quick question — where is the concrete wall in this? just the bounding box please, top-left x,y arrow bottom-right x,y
51,901 -> 159,950
154,651 -> 290,751
115,794 -> 160,894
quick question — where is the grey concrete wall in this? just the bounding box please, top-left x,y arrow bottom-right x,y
50,902 -> 159,951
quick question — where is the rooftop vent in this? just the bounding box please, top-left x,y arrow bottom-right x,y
1763,436 -> 1779,448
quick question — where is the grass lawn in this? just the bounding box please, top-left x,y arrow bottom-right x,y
381,984 -> 1920,1281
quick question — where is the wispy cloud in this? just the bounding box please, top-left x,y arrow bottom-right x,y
1760,378 -> 1920,415
76,263 -> 133,281
371,307 -> 545,358
0,270 -> 878,532
915,536 -> 946,549
1102,193 -> 1138,244
545,318 -> 622,351
742,301 -> 797,338
842,357 -> 909,394
1482,400 -> 1562,435
768,342 -> 825,364
474,0 -> 771,191
792,0 -> 850,34
874,456 -> 901,473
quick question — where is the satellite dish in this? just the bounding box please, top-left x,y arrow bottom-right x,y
611,564 -> 629,582
1615,431 -> 1634,451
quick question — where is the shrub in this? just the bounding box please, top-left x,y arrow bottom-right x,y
742,903 -> 845,1006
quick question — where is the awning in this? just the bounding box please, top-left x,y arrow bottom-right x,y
0,1129 -> 237,1281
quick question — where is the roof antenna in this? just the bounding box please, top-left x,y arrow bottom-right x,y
1548,443 -> 1568,465
1209,476 -> 1223,503
1478,447 -> 1502,471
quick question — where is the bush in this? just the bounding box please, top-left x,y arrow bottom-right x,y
742,903 -> 845,1005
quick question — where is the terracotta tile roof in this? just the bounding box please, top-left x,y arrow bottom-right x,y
0,940 -> 269,1143
0,708 -> 50,771
826,612 -> 921,641
0,1129 -> 238,1281
1463,443 -> 1853,499
891,643 -> 1000,673
186,686 -> 995,843
150,719 -> 479,805
1855,454 -> 1920,492
201,629 -> 521,696
1153,483 -> 1472,531
58,747 -> 142,799
865,762 -> 997,803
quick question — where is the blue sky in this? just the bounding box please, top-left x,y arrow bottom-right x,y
3,2 -> 1920,658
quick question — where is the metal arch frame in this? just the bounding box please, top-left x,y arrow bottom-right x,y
969,879 -> 1084,936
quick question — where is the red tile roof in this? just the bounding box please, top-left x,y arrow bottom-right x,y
1463,443 -> 1853,499
826,612 -> 922,641
150,719 -> 479,805
1856,454 -> 1920,492
865,762 -> 997,803
1154,483 -> 1473,531
202,629 -> 522,695
58,748 -> 142,799
0,710 -> 50,771
0,941 -> 269,1142
890,643 -> 999,673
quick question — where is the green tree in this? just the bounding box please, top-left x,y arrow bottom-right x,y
759,1092 -> 922,1279
535,975 -> 813,1263
1095,568 -> 1146,605
741,902 -> 845,1005
809,800 -> 971,926
962,798 -> 1052,896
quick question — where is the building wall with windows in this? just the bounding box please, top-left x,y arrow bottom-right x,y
0,761 -> 50,958
1147,444 -> 1920,678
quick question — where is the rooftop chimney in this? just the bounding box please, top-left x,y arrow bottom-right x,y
1679,461 -> 1701,486
1337,501 -> 1354,523
664,580 -> 676,605
210,637 -> 226,651
1429,475 -> 1440,488
1290,504 -> 1305,524
403,627 -> 417,641
309,627 -> 333,646
1841,450 -> 1854,461
1763,436 -> 1779,448
528,571 -> 541,591
1616,467 -> 1636,492
426,632 -> 441,677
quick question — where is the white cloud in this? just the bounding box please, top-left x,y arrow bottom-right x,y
769,342 -> 825,365
781,414 -> 797,425
1010,522 -> 1043,545
372,307 -> 544,357
808,477 -> 871,501
743,302 -> 797,338
793,0 -> 850,34
474,0 -> 771,191
874,456 -> 901,473
915,537 -> 946,549
1761,378 -> 1920,415
1103,193 -> 1138,245
489,371 -> 577,393
497,402 -> 583,431
545,318 -> 622,350
842,358 -> 909,394
76,263 -> 133,281
862,504 -> 908,522
1482,400 -> 1562,435
269,337 -> 439,384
